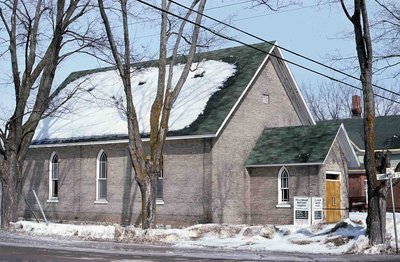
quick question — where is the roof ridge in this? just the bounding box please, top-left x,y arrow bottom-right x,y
60,40 -> 276,86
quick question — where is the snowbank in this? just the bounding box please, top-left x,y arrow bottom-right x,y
10,212 -> 400,254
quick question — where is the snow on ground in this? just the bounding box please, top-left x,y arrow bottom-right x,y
33,61 -> 236,141
10,212 -> 400,254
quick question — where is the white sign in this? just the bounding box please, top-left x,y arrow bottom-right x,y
312,197 -> 323,224
294,197 -> 311,226
377,167 -> 400,180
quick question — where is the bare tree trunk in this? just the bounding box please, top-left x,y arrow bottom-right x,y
366,187 -> 387,244
0,151 -> 22,228
137,174 -> 157,229
340,0 -> 385,245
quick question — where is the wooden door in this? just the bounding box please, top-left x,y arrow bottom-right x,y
326,180 -> 341,223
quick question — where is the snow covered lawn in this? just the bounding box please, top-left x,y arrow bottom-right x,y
9,212 -> 400,254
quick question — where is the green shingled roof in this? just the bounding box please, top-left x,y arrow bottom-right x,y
34,42 -> 274,145
246,124 -> 341,166
319,115 -> 400,150
171,42 -> 274,136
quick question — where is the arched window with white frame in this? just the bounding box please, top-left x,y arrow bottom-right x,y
96,149 -> 107,202
49,152 -> 59,201
278,167 -> 289,204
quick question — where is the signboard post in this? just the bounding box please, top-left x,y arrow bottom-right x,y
312,197 -> 323,224
294,197 -> 311,226
377,167 -> 400,254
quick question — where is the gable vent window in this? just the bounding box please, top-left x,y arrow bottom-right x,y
262,94 -> 270,104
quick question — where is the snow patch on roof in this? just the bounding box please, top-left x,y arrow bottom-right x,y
33,60 -> 236,141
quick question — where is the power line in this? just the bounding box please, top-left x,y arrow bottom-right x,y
133,5 -> 320,40
135,0 -> 400,105
206,0 -> 254,10
114,0 -> 254,28
114,1 -> 319,30
169,0 -> 400,98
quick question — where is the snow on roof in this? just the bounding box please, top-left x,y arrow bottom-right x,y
33,60 -> 236,142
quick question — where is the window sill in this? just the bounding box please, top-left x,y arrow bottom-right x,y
156,199 -> 164,205
276,203 -> 291,208
47,199 -> 59,203
94,200 -> 108,205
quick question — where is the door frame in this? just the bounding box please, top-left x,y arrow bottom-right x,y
325,171 -> 342,223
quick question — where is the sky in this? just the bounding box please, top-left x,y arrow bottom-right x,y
25,1 -> 353,84
0,0 -> 394,122
52,0 -> 368,91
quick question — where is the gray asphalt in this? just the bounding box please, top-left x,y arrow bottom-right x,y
0,231 -> 399,261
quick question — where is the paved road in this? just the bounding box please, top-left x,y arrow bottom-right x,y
0,244 -> 235,261
0,232 -> 399,261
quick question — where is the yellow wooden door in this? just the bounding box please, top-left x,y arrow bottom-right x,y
326,180 -> 341,223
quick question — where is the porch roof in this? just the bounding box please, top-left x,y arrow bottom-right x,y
246,124 -> 342,167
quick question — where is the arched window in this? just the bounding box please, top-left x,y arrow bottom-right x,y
96,150 -> 107,201
49,152 -> 59,200
278,167 -> 289,204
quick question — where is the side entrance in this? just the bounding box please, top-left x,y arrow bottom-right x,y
325,173 -> 341,223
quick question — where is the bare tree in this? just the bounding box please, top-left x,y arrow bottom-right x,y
340,0 -> 385,245
0,0 -> 96,229
98,0 -> 207,229
252,0 -> 301,11
372,0 -> 400,80
302,82 -> 354,120
302,82 -> 399,121
374,86 -> 400,116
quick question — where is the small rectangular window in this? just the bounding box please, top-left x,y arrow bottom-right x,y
98,179 -> 107,199
326,173 -> 340,180
262,94 -> 270,104
281,188 -> 289,202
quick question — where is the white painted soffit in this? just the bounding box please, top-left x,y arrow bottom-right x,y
245,162 -> 323,168
29,134 -> 215,148
352,145 -> 400,153
272,44 -> 316,125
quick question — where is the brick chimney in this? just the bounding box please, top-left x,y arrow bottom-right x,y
351,95 -> 362,118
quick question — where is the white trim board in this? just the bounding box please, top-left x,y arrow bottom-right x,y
246,162 -> 323,168
272,45 -> 316,125
30,134 -> 215,148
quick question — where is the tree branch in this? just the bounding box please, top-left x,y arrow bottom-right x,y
340,0 -> 353,22
0,6 -> 11,36
375,0 -> 400,22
